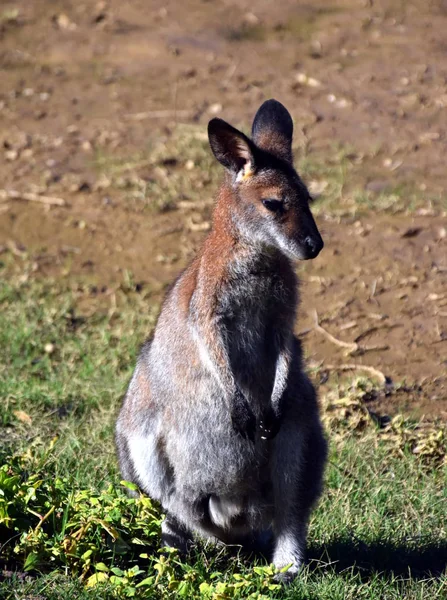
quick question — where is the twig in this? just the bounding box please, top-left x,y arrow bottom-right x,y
313,311 -> 389,355
354,326 -> 378,343
0,189 -> 66,206
124,109 -> 194,121
32,505 -> 55,534
323,363 -> 387,385
177,199 -> 213,210
297,327 -> 313,337
313,311 -> 358,353
187,217 -> 210,232
6,240 -> 26,257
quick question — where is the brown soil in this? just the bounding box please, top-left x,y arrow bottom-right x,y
1,0 -> 446,418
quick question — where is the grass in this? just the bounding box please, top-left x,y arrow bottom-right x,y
91,125 -> 446,218
92,125 -> 220,213
0,257 -> 446,599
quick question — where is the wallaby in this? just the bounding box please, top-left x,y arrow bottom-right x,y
116,99 -> 327,582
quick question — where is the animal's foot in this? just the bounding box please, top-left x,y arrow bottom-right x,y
161,515 -> 193,555
272,537 -> 304,583
273,567 -> 300,584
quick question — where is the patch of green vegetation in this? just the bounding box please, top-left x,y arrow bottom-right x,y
92,126 -> 444,218
0,261 -> 446,598
92,126 -> 220,213
295,143 -> 446,217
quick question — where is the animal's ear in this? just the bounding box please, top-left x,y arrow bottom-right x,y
208,118 -> 256,178
251,99 -> 293,163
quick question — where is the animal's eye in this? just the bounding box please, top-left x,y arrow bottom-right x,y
262,199 -> 284,213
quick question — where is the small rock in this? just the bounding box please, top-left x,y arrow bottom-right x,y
243,12 -> 259,25
310,40 -> 322,58
54,13 -> 77,31
399,93 -> 419,108
67,125 -> 79,135
307,77 -> 321,88
308,180 -> 328,198
296,73 -> 321,87
418,132 -> 440,144
5,150 -> 18,161
93,174 -> 111,191
366,180 -> 389,193
335,98 -> 351,108
383,158 -> 402,171
208,103 -> 222,115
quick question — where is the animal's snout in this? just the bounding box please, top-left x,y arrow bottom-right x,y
303,233 -> 324,259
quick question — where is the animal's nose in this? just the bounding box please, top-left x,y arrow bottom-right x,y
304,235 -> 324,259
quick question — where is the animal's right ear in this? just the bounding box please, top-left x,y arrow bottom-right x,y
251,99 -> 293,163
208,118 -> 256,180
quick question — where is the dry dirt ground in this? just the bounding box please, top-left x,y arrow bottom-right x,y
1,0 -> 446,418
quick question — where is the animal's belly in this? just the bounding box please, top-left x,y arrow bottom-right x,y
168,421 -> 268,499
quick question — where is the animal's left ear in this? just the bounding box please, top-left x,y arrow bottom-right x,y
208,118 -> 256,179
251,99 -> 293,163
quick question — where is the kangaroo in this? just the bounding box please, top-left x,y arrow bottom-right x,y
116,99 -> 327,582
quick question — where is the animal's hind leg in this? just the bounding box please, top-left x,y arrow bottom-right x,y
161,513 -> 193,554
115,431 -> 140,498
270,390 -> 327,581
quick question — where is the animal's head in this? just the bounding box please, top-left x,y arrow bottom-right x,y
208,99 -> 324,260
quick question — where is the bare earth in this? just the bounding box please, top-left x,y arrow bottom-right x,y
1,0 -> 446,418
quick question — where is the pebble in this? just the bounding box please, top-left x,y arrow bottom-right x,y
296,73 -> 321,87
208,103 -> 223,115
5,150 -> 18,161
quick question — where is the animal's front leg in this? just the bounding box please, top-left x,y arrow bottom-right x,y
259,345 -> 291,441
192,316 -> 256,442
231,387 -> 256,442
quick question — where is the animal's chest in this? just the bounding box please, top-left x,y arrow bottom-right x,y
222,274 -> 279,393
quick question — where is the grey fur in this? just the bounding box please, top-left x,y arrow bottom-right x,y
116,100 -> 327,582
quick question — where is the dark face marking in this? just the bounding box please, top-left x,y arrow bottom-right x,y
235,156 -> 324,261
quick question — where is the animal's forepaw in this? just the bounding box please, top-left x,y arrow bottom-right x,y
273,568 -> 298,585
231,390 -> 256,443
259,408 -> 281,441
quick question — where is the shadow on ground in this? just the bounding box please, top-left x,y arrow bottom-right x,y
309,537 -> 447,580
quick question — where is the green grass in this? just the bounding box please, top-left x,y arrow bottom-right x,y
91,125 -> 446,218
0,259 -> 446,599
92,125 -> 220,213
